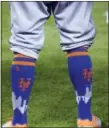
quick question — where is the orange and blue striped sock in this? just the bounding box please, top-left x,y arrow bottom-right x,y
11,53 -> 36,125
67,47 -> 93,121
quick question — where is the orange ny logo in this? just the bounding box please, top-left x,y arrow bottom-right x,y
19,78 -> 31,91
82,69 -> 93,82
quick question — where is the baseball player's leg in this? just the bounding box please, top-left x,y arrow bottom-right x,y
2,2 -> 51,127
53,2 -> 101,127
9,2 -> 51,59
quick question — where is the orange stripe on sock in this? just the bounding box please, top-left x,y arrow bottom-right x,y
14,54 -> 33,58
12,61 -> 35,66
67,52 -> 88,57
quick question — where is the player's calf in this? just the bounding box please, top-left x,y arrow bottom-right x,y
3,53 -> 36,126
66,46 -> 101,127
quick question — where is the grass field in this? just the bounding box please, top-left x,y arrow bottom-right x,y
1,2 -> 108,127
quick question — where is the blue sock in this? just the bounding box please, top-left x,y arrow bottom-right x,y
11,53 -> 36,125
67,47 -> 93,120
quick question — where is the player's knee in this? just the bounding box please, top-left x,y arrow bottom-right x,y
66,46 -> 89,58
13,52 -> 36,61
67,46 -> 89,53
11,52 -> 36,71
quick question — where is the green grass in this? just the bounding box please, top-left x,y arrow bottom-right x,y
2,2 -> 108,127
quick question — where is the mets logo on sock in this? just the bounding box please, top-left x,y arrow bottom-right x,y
19,78 -> 31,91
82,68 -> 93,82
